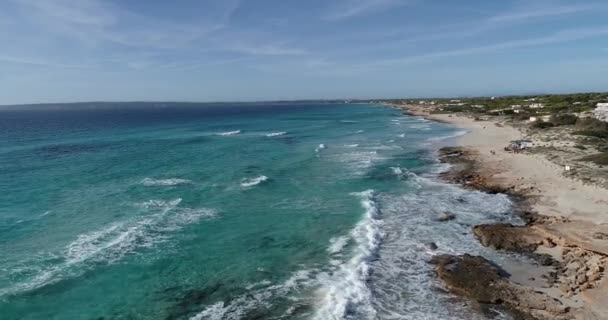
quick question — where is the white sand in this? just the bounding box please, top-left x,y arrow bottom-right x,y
430,113 -> 608,224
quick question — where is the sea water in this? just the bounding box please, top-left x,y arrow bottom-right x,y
0,103 -> 521,319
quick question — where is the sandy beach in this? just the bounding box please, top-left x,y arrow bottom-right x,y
397,104 -> 608,320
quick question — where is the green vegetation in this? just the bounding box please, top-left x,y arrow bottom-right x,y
532,121 -> 554,129
579,152 -> 608,165
550,114 -> 578,126
573,118 -> 608,138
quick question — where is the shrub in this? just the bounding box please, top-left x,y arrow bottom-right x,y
575,118 -> 608,131
513,112 -> 531,121
573,130 -> 608,139
532,121 -> 554,129
579,152 -> 608,165
550,114 -> 578,126
573,118 -> 608,138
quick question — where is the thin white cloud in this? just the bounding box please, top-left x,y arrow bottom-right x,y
378,26 -> 608,66
10,0 -> 236,49
228,43 -> 307,56
0,54 -> 89,69
488,3 -> 602,23
323,0 -> 413,21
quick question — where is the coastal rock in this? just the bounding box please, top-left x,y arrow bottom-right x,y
473,224 -> 544,253
436,213 -> 456,222
556,248 -> 607,296
431,254 -> 571,320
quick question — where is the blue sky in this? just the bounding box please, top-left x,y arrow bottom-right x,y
1,0 -> 608,104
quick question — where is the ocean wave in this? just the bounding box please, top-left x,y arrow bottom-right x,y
141,178 -> 192,187
344,144 -> 359,148
217,130 -> 241,136
189,270 -> 314,320
336,151 -> 383,175
327,235 -> 350,255
313,190 -> 383,320
0,199 -> 216,297
361,177 -> 517,319
266,132 -> 287,137
240,175 -> 268,188
390,166 -> 406,176
409,124 -> 432,130
315,144 -> 326,153
426,130 -> 468,142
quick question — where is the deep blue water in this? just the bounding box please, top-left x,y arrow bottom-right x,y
0,103 -> 519,320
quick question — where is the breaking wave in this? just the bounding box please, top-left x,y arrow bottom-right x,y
217,130 -> 241,136
189,270 -> 315,320
426,130 -> 468,142
141,178 -> 192,186
240,175 -> 269,188
266,132 -> 287,137
0,199 -> 215,297
315,144 -> 326,153
313,190 -> 383,320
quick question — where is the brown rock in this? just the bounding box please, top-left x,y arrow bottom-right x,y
431,254 -> 570,319
473,224 -> 543,252
592,232 -> 608,240
436,213 -> 456,222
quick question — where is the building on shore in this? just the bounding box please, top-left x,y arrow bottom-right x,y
594,103 -> 608,122
529,103 -> 545,109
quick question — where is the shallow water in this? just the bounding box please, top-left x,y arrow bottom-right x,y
0,103 -> 521,319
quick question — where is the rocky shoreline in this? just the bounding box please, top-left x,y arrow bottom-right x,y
390,103 -> 608,319
433,145 -> 607,319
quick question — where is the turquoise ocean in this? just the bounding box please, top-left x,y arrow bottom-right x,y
0,103 -> 522,319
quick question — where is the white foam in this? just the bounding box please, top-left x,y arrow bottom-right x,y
336,151 -> 384,175
344,144 -> 359,148
1,199 -> 216,297
217,130 -> 241,136
240,175 -> 269,188
313,190 -> 383,320
190,269 -> 315,320
426,130 -> 468,142
266,132 -> 287,137
315,144 -> 326,153
390,166 -> 405,176
360,175 -> 518,319
141,178 -> 192,186
398,133 -> 406,138
327,235 -> 350,255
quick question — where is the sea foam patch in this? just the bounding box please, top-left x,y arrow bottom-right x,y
217,130 -> 241,136
240,175 -> 269,188
141,178 -> 192,186
0,199 -> 216,297
313,190 -> 383,320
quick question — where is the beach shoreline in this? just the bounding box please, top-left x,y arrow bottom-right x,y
392,103 -> 608,320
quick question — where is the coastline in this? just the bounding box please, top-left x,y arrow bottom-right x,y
394,104 -> 608,320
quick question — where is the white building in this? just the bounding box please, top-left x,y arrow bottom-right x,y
529,103 -> 545,109
594,103 -> 608,122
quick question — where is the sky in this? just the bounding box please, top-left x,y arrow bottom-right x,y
1,0 -> 608,104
